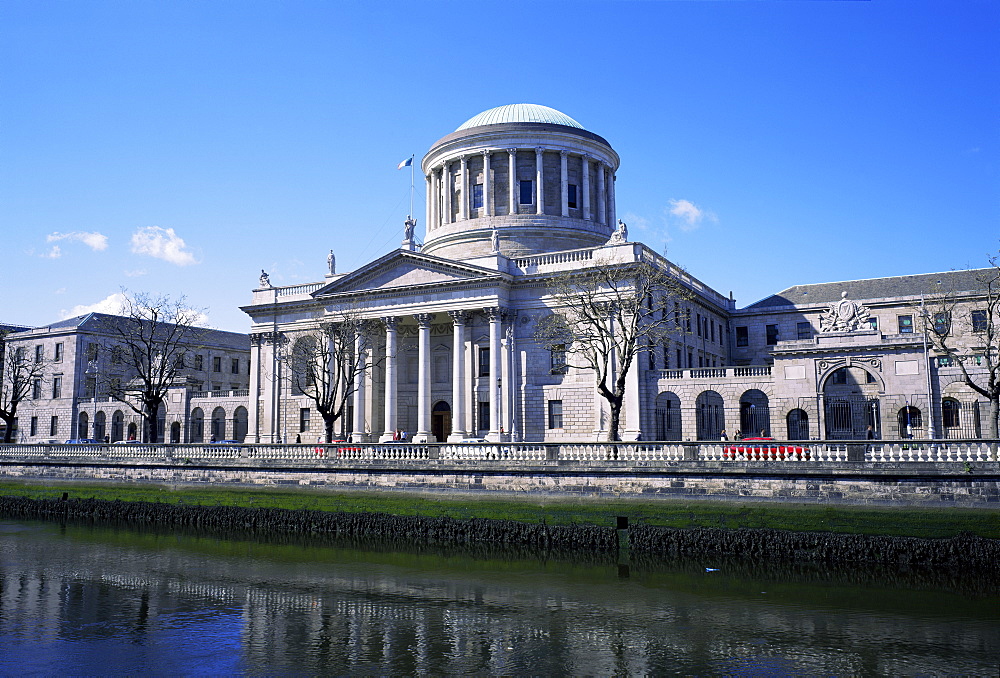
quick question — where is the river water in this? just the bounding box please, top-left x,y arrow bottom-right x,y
1,519 -> 997,676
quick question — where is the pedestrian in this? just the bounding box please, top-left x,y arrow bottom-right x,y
866,425 -> 875,440
295,433 -> 301,444
720,429 -> 728,441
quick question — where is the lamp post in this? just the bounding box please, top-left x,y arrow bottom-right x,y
496,376 -> 502,440
85,360 -> 98,442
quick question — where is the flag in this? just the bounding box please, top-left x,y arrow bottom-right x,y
397,157 -> 412,170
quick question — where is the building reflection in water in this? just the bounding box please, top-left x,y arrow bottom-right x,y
1,520 -> 997,675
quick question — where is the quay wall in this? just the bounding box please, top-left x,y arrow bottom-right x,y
1,446 -> 998,507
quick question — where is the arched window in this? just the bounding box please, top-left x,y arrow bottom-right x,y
78,412 -> 89,439
94,411 -> 106,441
695,390 -> 725,441
170,421 -> 181,444
740,389 -> 770,438
111,411 -> 124,442
233,407 -> 249,442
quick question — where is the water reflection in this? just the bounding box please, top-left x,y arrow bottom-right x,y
1,520 -> 997,675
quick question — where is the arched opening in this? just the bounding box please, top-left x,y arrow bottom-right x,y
786,409 -> 809,440
127,422 -> 138,441
695,390 -> 725,441
942,398 -> 961,438
111,411 -> 124,442
170,421 -> 181,444
233,406 -> 249,443
431,401 -> 451,442
78,412 -> 89,440
211,407 -> 227,441
653,391 -> 682,441
190,408 -> 204,443
897,406 -> 922,439
822,366 -> 880,440
156,406 -> 166,443
739,389 -> 770,438
94,411 -> 107,442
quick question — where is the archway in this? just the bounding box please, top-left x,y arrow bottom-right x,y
897,406 -> 922,439
739,389 -> 770,438
822,366 -> 880,440
431,401 -> 451,442
78,412 -> 89,439
233,406 -> 248,443
190,408 -> 204,443
653,391 -> 682,441
786,409 -> 809,440
695,390 -> 725,441
127,422 -> 138,441
211,407 -> 226,441
111,411 -> 124,442
170,421 -> 181,444
94,411 -> 107,442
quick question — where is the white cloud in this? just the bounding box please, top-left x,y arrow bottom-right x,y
130,226 -> 198,266
60,292 -> 126,319
47,231 -> 109,251
620,211 -> 651,232
123,269 -> 147,278
666,199 -> 717,232
42,245 -> 62,259
54,287 -> 66,295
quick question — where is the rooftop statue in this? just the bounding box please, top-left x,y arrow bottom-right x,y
820,291 -> 871,332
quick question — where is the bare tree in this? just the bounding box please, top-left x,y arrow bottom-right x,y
0,332 -> 47,443
919,253 -> 1000,440
534,260 -> 691,441
286,312 -> 382,443
95,292 -> 207,443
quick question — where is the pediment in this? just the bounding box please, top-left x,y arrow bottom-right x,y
312,250 -> 501,296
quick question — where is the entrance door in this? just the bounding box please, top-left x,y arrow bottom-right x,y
431,401 -> 452,442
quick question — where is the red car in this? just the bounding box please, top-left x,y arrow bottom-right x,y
722,437 -> 810,461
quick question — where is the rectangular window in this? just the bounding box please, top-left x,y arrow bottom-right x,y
86,343 -> 98,361
519,180 -> 533,205
662,341 -> 670,369
49,415 -> 58,437
195,354 -> 204,370
933,311 -> 950,335
796,321 -> 812,340
898,315 -> 913,334
735,326 -> 749,347
231,358 -> 240,374
478,401 -> 490,432
299,408 -> 310,433
111,346 -> 123,364
648,341 -> 656,370
766,324 -> 779,345
676,349 -> 681,369
548,400 -> 563,429
174,354 -> 185,369
971,309 -> 987,333
478,347 -> 490,376
32,379 -> 41,400
52,376 -> 62,399
685,309 -> 692,332
34,345 -> 43,362
696,313 -> 702,337
710,321 -> 715,343
698,355 -> 703,367
866,317 -> 878,331
472,183 -> 483,209
54,343 -> 63,362
567,184 -> 578,209
687,351 -> 693,368
213,356 -> 222,373
30,416 -> 38,436
85,376 -> 96,398
549,344 -> 566,373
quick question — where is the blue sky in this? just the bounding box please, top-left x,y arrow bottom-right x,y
3,0 -> 997,332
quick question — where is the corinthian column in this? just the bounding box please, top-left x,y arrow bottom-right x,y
582,155 -> 591,221
448,310 -> 469,441
485,307 -> 504,440
535,148 -> 544,215
560,150 -> 569,217
459,156 -> 468,221
597,163 -> 606,226
413,313 -> 433,442
482,151 -> 492,217
378,317 -> 398,442
351,332 -> 367,442
508,149 -> 517,215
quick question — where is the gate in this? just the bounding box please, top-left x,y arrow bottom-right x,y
823,395 -> 880,440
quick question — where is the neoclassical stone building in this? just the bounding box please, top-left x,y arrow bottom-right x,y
243,104 -> 995,443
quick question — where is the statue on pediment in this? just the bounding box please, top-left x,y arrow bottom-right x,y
607,219 -> 628,245
491,228 -> 500,253
259,269 -> 271,288
820,291 -> 871,332
327,249 -> 336,276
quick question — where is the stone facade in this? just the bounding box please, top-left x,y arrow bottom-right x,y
3,314 -> 250,443
241,104 -> 996,444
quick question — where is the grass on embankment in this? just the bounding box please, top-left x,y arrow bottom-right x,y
1,481 -> 998,539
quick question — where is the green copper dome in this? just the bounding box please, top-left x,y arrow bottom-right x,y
456,104 -> 584,131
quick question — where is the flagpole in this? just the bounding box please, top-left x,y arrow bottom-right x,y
409,154 -> 414,220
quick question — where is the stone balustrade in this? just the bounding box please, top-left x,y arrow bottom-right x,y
650,366 -> 773,381
1,440 -> 995,464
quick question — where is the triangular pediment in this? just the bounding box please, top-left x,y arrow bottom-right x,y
313,250 -> 502,296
